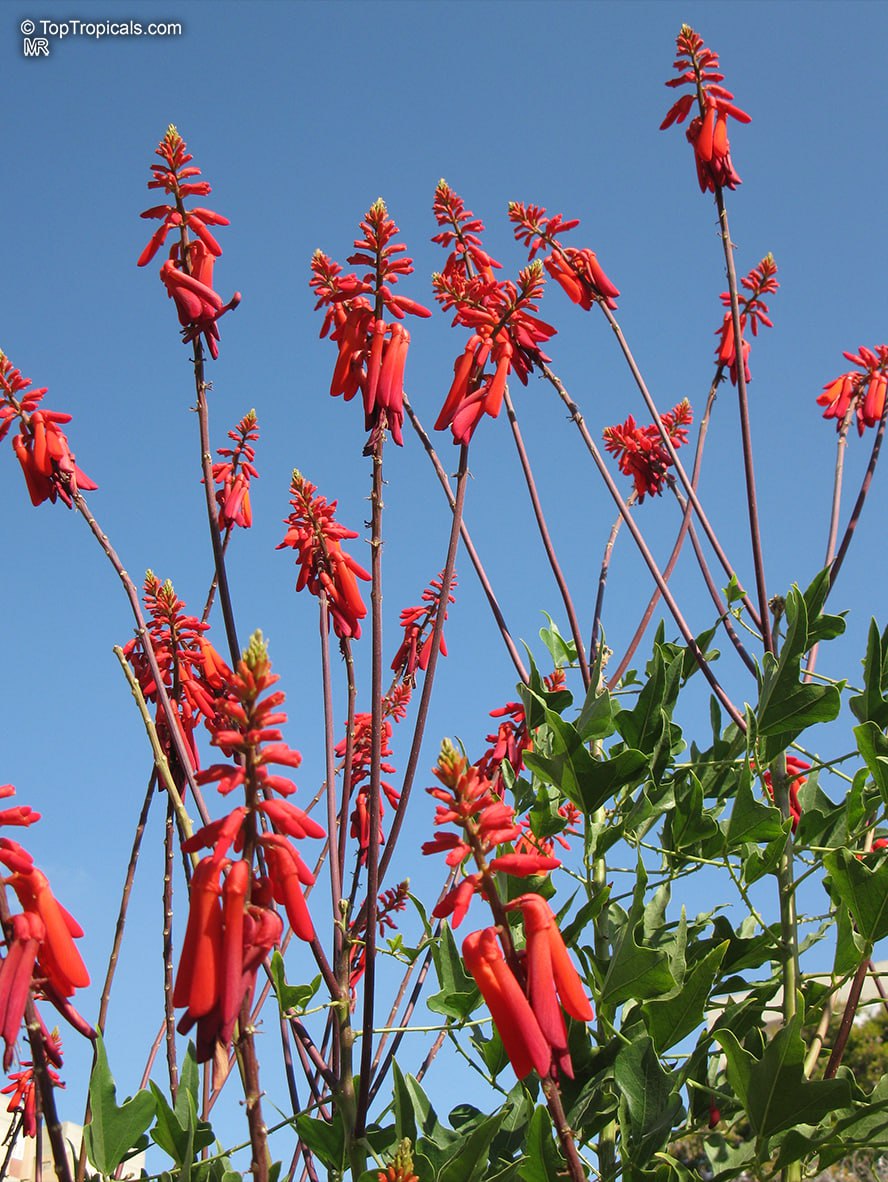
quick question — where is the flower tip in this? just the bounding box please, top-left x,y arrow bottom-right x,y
243,629 -> 269,669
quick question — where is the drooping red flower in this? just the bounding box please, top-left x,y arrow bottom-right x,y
506,894 -> 594,1079
509,202 -> 620,312
0,351 -> 97,509
661,26 -> 751,194
211,409 -> 259,530
176,632 -> 321,1062
277,471 -> 370,639
714,255 -> 778,385
139,126 -> 240,359
462,928 -> 552,1080
311,201 -> 430,450
422,742 -> 560,927
817,345 -> 888,435
391,570 -> 457,682
602,400 -> 693,501
761,755 -> 810,833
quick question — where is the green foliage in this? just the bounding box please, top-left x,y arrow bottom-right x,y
84,1034 -> 157,1176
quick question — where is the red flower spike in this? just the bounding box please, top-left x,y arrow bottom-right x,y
312,201 -> 429,449
278,470 -> 370,639
391,571 -> 457,681
661,26 -> 751,193
714,255 -> 778,385
817,344 -> 888,435
509,203 -> 620,312
211,410 -> 259,530
377,1140 -> 420,1182
3,1035 -> 63,1138
139,127 -> 240,358
462,928 -> 552,1080
603,400 -> 693,501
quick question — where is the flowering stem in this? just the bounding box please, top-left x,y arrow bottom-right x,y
824,956 -> 869,1080
337,638 -> 358,879
404,394 -> 529,683
378,445 -> 469,887
590,496 -> 633,668
236,996 -> 270,1182
162,800 -> 179,1101
828,407 -> 888,591
542,1075 -> 589,1181
540,364 -> 745,729
805,407 -> 852,681
318,594 -> 344,959
609,382 -> 718,683
504,388 -> 590,687
713,191 -> 773,653
597,306 -> 763,635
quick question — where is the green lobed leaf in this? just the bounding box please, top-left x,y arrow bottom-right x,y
427,921 -> 480,1019
268,950 -> 321,1016
850,619 -> 888,728
601,862 -> 677,1008
615,1032 -> 684,1166
516,1107 -> 565,1182
642,941 -> 728,1053
825,847 -> 888,946
295,1111 -> 346,1173
854,721 -> 888,804
84,1034 -> 156,1176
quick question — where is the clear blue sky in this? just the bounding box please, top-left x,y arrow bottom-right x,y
3,0 -> 888,1161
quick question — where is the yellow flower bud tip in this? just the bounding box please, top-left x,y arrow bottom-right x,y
243,629 -> 269,670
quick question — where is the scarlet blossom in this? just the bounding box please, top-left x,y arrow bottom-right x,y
817,345 -> 888,436
603,400 -> 693,501
391,571 -> 456,681
123,573 -> 230,774
422,741 -> 560,927
139,127 -> 240,359
349,881 -> 409,992
761,755 -> 810,833
278,470 -> 371,640
211,409 -> 259,530
0,351 -> 97,509
506,894 -> 594,1079
175,633 -> 321,1062
475,669 -> 566,796
509,202 -> 620,312
714,255 -> 778,385
661,26 -> 751,194
335,700 -> 404,867
2,1033 -> 63,1138
462,928 -> 552,1080
311,201 -> 430,450
432,182 -> 501,279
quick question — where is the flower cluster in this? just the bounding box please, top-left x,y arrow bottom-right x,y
761,755 -> 810,833
212,410 -> 259,530
509,202 -> 620,312
0,786 -> 90,1079
390,571 -> 456,682
603,400 -> 693,501
175,633 -> 323,1063
714,255 -> 778,385
661,25 -> 751,193
123,573 -> 229,774
349,881 -> 409,992
422,742 -> 560,928
476,669 -> 566,795
817,345 -> 888,435
311,202 -> 430,450
432,183 -> 557,445
463,895 -> 593,1081
378,1139 -> 419,1182
277,471 -> 370,640
0,351 -> 97,509
138,126 -> 240,359
2,1034 -> 63,1139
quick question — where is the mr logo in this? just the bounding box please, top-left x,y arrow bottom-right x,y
23,37 -> 50,57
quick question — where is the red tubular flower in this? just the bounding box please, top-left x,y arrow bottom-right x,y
0,913 -> 44,1070
391,571 -> 457,681
172,857 -> 224,1019
603,400 -> 693,501
211,409 -> 259,529
2,1036 -> 63,1138
139,126 -> 240,359
7,870 -> 89,1001
462,928 -> 551,1080
509,202 -> 620,312
817,344 -> 888,435
507,894 -> 593,1078
761,755 -> 810,833
0,351 -> 97,509
661,26 -> 751,193
278,471 -> 370,640
422,741 -> 560,927
311,201 -> 430,450
714,255 -> 778,385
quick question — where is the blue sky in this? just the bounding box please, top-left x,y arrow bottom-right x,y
3,0 -> 888,1163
